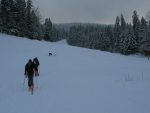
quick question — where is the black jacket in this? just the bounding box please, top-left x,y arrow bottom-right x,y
25,62 -> 35,76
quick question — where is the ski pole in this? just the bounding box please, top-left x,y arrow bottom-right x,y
23,76 -> 26,89
36,76 -> 38,88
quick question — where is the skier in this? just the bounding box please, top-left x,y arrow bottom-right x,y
33,57 -> 40,76
24,59 -> 35,95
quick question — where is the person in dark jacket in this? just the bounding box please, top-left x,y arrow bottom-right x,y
24,59 -> 35,94
33,57 -> 40,76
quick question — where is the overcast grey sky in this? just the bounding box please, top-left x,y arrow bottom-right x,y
32,0 -> 150,24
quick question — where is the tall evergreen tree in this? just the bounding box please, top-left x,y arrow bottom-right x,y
120,14 -> 126,31
14,0 -> 26,36
139,17 -> 147,42
31,8 -> 43,39
147,20 -> 150,41
119,24 -> 137,54
132,10 -> 140,44
113,16 -> 121,51
7,0 -> 18,35
1,0 -> 10,33
44,18 -> 52,41
26,0 -> 34,38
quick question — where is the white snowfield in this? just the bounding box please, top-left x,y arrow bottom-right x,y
0,34 -> 150,113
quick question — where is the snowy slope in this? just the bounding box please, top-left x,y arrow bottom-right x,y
0,34 -> 150,113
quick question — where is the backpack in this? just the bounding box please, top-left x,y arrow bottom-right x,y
34,58 -> 39,67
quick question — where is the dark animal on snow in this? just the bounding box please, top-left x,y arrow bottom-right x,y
49,53 -> 52,56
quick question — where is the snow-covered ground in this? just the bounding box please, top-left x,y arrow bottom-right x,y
0,34 -> 150,113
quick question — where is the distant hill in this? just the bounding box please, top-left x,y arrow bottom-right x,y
53,22 -> 109,32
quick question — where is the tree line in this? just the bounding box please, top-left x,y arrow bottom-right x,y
0,1 -> 150,55
0,0 -> 64,41
67,11 -> 150,55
